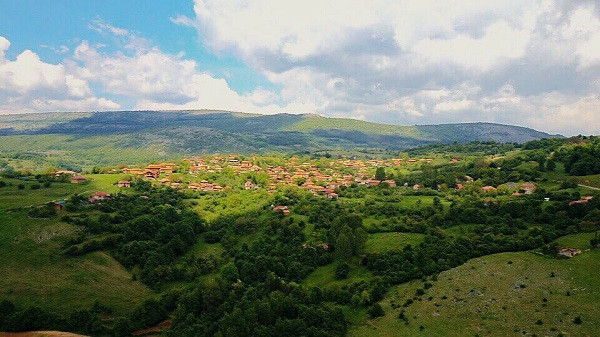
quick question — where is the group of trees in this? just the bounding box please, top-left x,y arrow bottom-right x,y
64,182 -> 206,287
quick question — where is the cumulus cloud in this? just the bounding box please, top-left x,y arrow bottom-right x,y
69,21 -> 314,115
177,0 -> 600,135
0,35 -> 119,113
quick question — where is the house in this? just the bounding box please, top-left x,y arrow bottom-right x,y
557,246 -> 581,258
146,164 -> 162,173
143,170 -> 159,179
365,179 -> 381,186
71,175 -> 86,184
159,178 -> 171,186
413,184 -> 421,191
456,183 -> 463,190
53,170 -> 77,178
54,200 -> 66,211
244,180 -> 255,190
117,180 -> 131,188
383,180 -> 396,187
521,183 -> 536,194
88,192 -> 110,203
482,186 -> 497,193
272,205 -> 291,216
327,192 -> 339,199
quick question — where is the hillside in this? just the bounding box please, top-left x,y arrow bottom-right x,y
0,111 -> 559,168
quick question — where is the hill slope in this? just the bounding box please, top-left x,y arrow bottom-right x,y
0,110 -> 559,167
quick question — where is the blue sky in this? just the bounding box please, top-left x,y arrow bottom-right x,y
0,0 -> 272,93
0,1 -> 599,135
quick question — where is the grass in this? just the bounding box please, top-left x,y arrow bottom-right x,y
0,184 -> 152,316
349,233 -> 600,337
304,259 -> 372,288
0,174 -> 127,210
286,115 -> 426,139
365,232 -> 425,254
186,240 -> 225,258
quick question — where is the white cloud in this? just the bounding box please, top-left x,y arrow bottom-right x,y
0,35 -> 119,113
176,0 -> 600,134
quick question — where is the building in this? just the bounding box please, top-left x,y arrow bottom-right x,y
272,205 -> 290,216
71,175 -> 86,184
482,186 -> 497,193
88,192 -> 110,203
557,246 -> 581,258
117,180 -> 131,188
244,180 -> 255,190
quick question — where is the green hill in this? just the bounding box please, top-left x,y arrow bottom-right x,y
0,111 -> 560,168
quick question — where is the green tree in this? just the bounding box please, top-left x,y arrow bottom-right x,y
367,303 -> 385,318
220,262 -> 240,284
335,226 -> 354,260
375,167 -> 386,181
335,262 -> 350,279
546,159 -> 556,171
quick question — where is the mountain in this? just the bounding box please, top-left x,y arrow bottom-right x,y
0,110 -> 560,166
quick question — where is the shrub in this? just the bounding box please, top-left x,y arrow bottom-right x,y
367,303 -> 385,318
17,184 -> 25,190
335,262 -> 350,279
573,316 -> 582,324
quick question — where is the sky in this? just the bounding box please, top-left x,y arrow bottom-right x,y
0,1 -> 599,135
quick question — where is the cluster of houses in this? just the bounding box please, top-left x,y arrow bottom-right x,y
121,163 -> 177,179
179,155 -> 451,198
52,170 -> 87,184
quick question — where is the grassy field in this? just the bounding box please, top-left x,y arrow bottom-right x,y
349,233 -> 600,337
0,176 -> 152,316
286,116 -> 426,139
304,260 -> 372,288
0,174 -> 128,210
365,232 -> 425,254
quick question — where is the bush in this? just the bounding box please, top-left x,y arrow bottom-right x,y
27,206 -> 56,219
573,315 -> 582,324
17,184 -> 25,190
0,181 -> 6,188
367,303 -> 385,318
335,262 -> 350,279
30,184 -> 41,190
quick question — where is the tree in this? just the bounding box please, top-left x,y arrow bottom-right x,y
220,262 -> 240,284
546,159 -> 556,171
375,167 -> 386,181
335,262 -> 350,279
112,317 -> 134,337
367,303 -> 385,318
335,227 -> 354,260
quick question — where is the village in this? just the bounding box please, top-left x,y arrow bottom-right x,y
46,154 -> 595,215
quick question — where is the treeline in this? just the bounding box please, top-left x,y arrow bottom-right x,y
0,296 -> 173,336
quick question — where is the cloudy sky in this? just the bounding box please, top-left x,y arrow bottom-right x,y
1,0 -> 599,135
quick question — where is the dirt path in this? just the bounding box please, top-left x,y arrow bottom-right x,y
578,184 -> 600,191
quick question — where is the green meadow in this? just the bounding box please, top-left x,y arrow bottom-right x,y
349,233 -> 600,337
0,175 -> 151,316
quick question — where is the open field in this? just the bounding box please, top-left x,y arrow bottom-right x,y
365,232 -> 425,254
0,180 -> 151,316
350,233 -> 600,337
0,174 -> 127,210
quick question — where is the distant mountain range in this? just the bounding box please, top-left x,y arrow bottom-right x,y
0,110 -> 561,165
